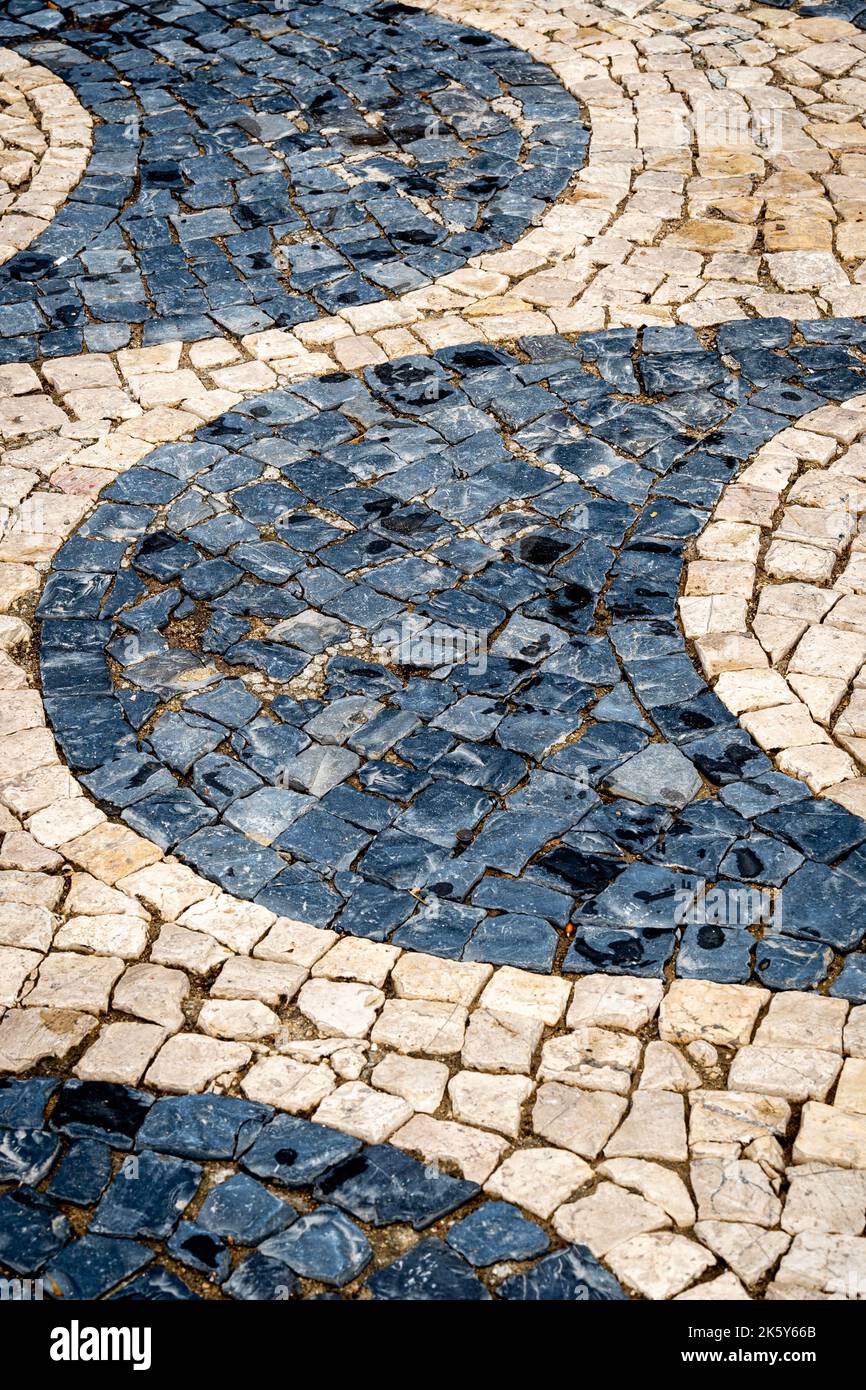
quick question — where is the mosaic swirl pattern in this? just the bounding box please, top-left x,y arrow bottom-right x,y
38,326 -> 866,999
5,0 -> 866,1307
0,0 -> 586,358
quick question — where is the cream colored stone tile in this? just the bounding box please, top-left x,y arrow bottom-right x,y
314,1081 -> 412,1144
793,1101 -> 866,1168
729,1045 -> 842,1102
532,1082 -> 627,1159
370,1053 -> 449,1114
448,1070 -> 534,1138
660,979 -> 769,1047
26,951 -> 123,1013
0,1005 -> 96,1072
478,966 -> 570,1026
390,952 -> 491,1006
311,937 -> 399,988
553,1182 -> 670,1259
144,1032 -> 250,1093
835,1057 -> 866,1116
538,1028 -> 640,1094
75,1021 -> 165,1085
692,1157 -> 782,1227
461,1008 -> 544,1075
197,999 -> 280,1041
755,990 -> 848,1050
608,1232 -> 716,1300
484,1147 -> 592,1220
392,1114 -> 507,1184
296,979 -> 384,1039
694,1221 -> 790,1287
211,957 -> 306,1006
241,1055 -> 335,1113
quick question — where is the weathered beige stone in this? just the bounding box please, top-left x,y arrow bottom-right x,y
311,937 -> 399,988
690,1090 -> 791,1149
478,966 -> 570,1026
179,895 -> 275,954
296,979 -> 384,1039
0,1005 -> 97,1072
117,862 -> 213,920
783,1167 -> 866,1235
794,1101 -> 866,1168
565,974 -> 664,1032
694,1221 -> 790,1287
111,967 -> 187,1034
75,1021 -> 165,1085
65,872 -> 147,919
145,1033 -> 252,1094
61,823 -> 160,884
253,919 -> 337,968
640,1038 -> 703,1092
608,1233 -> 716,1300
390,951 -> 491,1006
0,944 -> 40,1005
845,1005 -> 866,1057
197,999 -> 280,1041
729,1045 -> 842,1102
755,990 -> 848,1051
241,1055 -> 335,1112
26,951 -> 123,1013
770,1231 -> 866,1299
606,1091 -> 688,1163
150,923 -> 231,975
371,998 -> 467,1055
461,1008 -> 543,1074
835,1057 -> 866,1116
370,1053 -> 449,1114
392,1114 -> 507,1184
313,1081 -> 412,1143
691,1158 -> 783,1228
660,979 -> 769,1047
448,1070 -> 534,1138
538,1027 -> 641,1094
484,1148 -> 592,1220
532,1082 -> 627,1159
53,914 -> 148,960
598,1158 -> 695,1228
676,1272 -> 751,1301
210,957 -> 306,1005
553,1182 -> 671,1258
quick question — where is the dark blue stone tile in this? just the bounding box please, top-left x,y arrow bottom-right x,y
446,1201 -> 549,1266
44,1236 -> 152,1300
91,1151 -> 202,1239
315,1144 -> 478,1229
49,1081 -> 152,1152
368,1238 -> 489,1300
259,1206 -> 371,1287
497,1245 -> 626,1300
136,1095 -> 270,1161
0,1189 -> 69,1274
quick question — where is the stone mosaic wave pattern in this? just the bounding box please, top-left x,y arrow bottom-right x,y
0,1075 -> 632,1301
39,324 -> 866,1000
0,0 -> 587,360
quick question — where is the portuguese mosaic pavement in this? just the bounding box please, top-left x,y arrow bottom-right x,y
2,0 -> 866,1302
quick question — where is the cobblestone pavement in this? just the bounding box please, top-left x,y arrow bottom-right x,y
2,0 -> 866,1302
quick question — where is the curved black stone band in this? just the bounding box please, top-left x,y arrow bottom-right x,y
0,1075 -> 628,1300
0,0 -> 587,361
38,322 -> 866,1000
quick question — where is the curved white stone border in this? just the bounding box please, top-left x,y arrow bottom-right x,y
0,49 -> 92,265
682,396 -> 866,817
